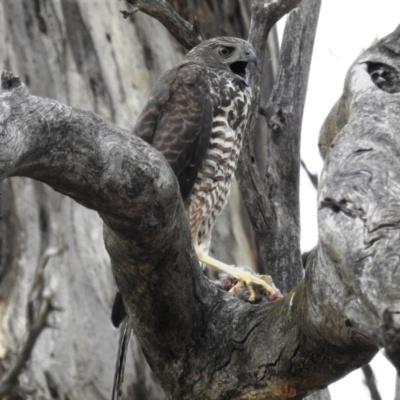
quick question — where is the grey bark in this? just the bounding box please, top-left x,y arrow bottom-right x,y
0,0 -> 178,398
317,24 -> 400,359
361,365 -> 382,400
0,0 -> 279,398
305,389 -> 331,400
237,0 -> 320,292
2,0 -> 400,399
2,21 -> 400,398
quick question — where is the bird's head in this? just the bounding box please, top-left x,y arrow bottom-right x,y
185,37 -> 257,86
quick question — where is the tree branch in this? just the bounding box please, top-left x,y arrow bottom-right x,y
361,364 -> 382,400
122,0 -> 308,294
123,0 -> 203,50
1,19 -> 400,400
317,23 -> 400,367
237,0 -> 321,293
0,56 -> 383,398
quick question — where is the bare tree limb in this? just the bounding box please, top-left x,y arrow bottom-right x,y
362,364 -> 382,400
318,23 -> 400,371
0,62 -> 378,399
237,0 -> 321,293
121,0 -> 302,287
2,22 -> 400,400
123,0 -> 203,50
251,0 -> 303,32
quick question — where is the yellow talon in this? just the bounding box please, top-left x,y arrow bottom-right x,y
195,245 -> 277,302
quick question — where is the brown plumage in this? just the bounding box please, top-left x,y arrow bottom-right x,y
135,37 -> 256,257
134,62 -> 213,203
111,37 -> 277,400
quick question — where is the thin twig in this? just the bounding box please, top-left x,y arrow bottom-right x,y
120,6 -> 139,19
301,159 -> 318,189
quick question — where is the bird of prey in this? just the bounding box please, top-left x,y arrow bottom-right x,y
135,36 -> 277,298
111,36 -> 278,399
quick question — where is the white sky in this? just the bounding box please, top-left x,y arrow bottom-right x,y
278,1 -> 400,399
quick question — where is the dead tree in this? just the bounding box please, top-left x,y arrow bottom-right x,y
1,0 -> 400,399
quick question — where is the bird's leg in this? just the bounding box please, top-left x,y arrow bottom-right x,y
194,245 -> 277,302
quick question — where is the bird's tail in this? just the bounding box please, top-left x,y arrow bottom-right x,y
111,319 -> 132,400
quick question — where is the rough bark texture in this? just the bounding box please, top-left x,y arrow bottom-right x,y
0,0 -> 279,398
0,0 -> 178,398
237,0 -> 320,292
3,0 -> 400,399
3,21 -> 400,399
318,24 -> 400,358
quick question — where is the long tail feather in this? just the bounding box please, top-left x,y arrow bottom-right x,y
111,319 -> 132,400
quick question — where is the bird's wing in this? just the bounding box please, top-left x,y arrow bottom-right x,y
133,63 -> 213,204
110,65 -> 213,399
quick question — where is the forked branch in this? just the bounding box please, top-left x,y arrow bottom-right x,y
1,7 -> 400,400
237,0 -> 321,292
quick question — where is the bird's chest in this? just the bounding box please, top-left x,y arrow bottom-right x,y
187,79 -> 251,246
201,80 -> 251,187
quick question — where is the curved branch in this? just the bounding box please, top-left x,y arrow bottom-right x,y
2,23 -> 400,400
317,23 -> 400,366
123,0 -> 203,50
122,0 -> 308,292
0,63 -> 382,398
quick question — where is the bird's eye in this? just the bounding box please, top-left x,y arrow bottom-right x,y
218,46 -> 232,57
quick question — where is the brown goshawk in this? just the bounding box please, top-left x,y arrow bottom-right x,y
111,37 -> 278,400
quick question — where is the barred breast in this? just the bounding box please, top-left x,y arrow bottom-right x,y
187,77 -> 251,255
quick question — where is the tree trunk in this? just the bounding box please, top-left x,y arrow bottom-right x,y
0,0 -> 278,398
3,0 -> 400,397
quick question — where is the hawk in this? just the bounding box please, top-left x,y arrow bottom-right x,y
111,37 -> 277,399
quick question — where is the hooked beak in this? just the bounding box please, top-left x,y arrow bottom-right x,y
229,49 -> 257,86
245,49 -> 257,66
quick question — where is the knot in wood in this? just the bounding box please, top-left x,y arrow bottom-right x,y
1,71 -> 22,90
